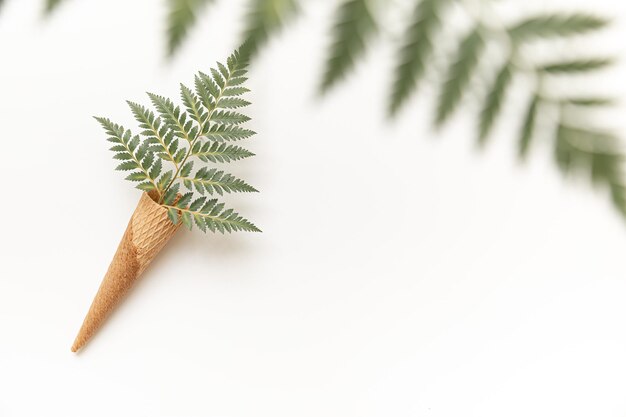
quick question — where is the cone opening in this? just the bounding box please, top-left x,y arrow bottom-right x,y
145,191 -> 168,212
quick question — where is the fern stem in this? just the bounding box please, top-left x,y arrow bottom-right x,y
159,86 -> 226,203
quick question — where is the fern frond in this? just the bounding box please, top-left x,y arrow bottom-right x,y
562,97 -> 614,107
166,0 -> 213,56
127,101 -> 181,169
518,95 -> 540,160
553,125 -> 625,218
435,27 -> 485,126
164,198 -> 261,233
180,83 -> 208,128
389,0 -> 449,116
147,92 -> 198,143
538,58 -> 613,73
44,0 -> 64,14
508,14 -> 608,42
210,110 -> 251,125
95,117 -> 161,195
182,167 -> 258,195
204,124 -> 256,142
478,62 -> 513,144
320,0 -> 377,93
97,49 -> 259,234
240,0 -> 299,59
192,141 -> 255,163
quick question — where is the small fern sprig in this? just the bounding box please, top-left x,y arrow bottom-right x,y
96,49 -> 260,234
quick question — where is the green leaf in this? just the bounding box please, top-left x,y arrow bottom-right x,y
216,97 -> 251,109
163,183 -> 180,206
149,158 -> 163,179
538,58 -> 613,73
171,202 -> 261,233
176,192 -> 194,208
320,0 -> 378,93
97,49 -> 259,233
435,27 -> 485,126
518,95 -> 540,160
184,168 -> 258,195
148,92 -> 197,142
204,125 -> 255,141
478,61 -> 513,145
508,14 -> 608,42
562,97 -> 614,107
167,207 -> 180,225
210,110 -> 251,125
166,0 -> 214,56
137,182 -> 157,192
181,211 -> 194,230
180,161 -> 194,177
239,0 -> 299,60
126,172 -> 148,182
389,0 -> 450,116
158,170 -> 174,191
127,100 -> 181,168
44,0 -> 64,14
193,142 -> 255,163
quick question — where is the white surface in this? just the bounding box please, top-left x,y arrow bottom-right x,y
1,0 -> 626,416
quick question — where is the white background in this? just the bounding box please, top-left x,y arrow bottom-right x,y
1,0 -> 626,416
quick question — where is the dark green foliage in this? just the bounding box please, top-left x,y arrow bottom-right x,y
320,0 -> 377,93
19,1 -> 626,220
562,97 -> 614,107
44,0 -> 64,14
389,0 -> 448,116
508,14 -> 608,42
166,0 -> 213,56
554,123 -> 625,216
239,0 -> 299,59
538,58 -> 613,73
97,50 -> 260,234
518,95 -> 540,160
478,62 -> 513,144
435,27 -> 485,126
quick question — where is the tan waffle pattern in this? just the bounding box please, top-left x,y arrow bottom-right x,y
71,192 -> 180,352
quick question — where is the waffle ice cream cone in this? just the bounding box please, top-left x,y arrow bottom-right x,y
71,192 -> 180,352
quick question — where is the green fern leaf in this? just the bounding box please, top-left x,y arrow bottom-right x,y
562,97 -> 614,107
44,0 -> 64,14
508,14 -> 608,42
320,0 -> 377,93
148,92 -> 198,142
435,27 -> 485,126
538,58 -> 613,73
204,124 -> 256,141
240,0 -> 299,59
98,50 -> 260,234
478,62 -> 513,144
518,95 -> 540,160
193,141 -> 255,163
180,83 -> 208,128
95,117 -> 161,194
127,101 -> 181,167
164,198 -> 260,233
210,110 -> 251,125
554,124 -> 620,176
166,0 -> 213,56
182,167 -> 258,195
389,0 -> 449,116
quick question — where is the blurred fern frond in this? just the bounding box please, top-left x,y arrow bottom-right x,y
166,0 -> 214,56
320,0 -> 378,93
9,0 -> 625,219
44,0 -> 64,14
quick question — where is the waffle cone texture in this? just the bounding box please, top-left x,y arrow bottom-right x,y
71,192 -> 180,352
